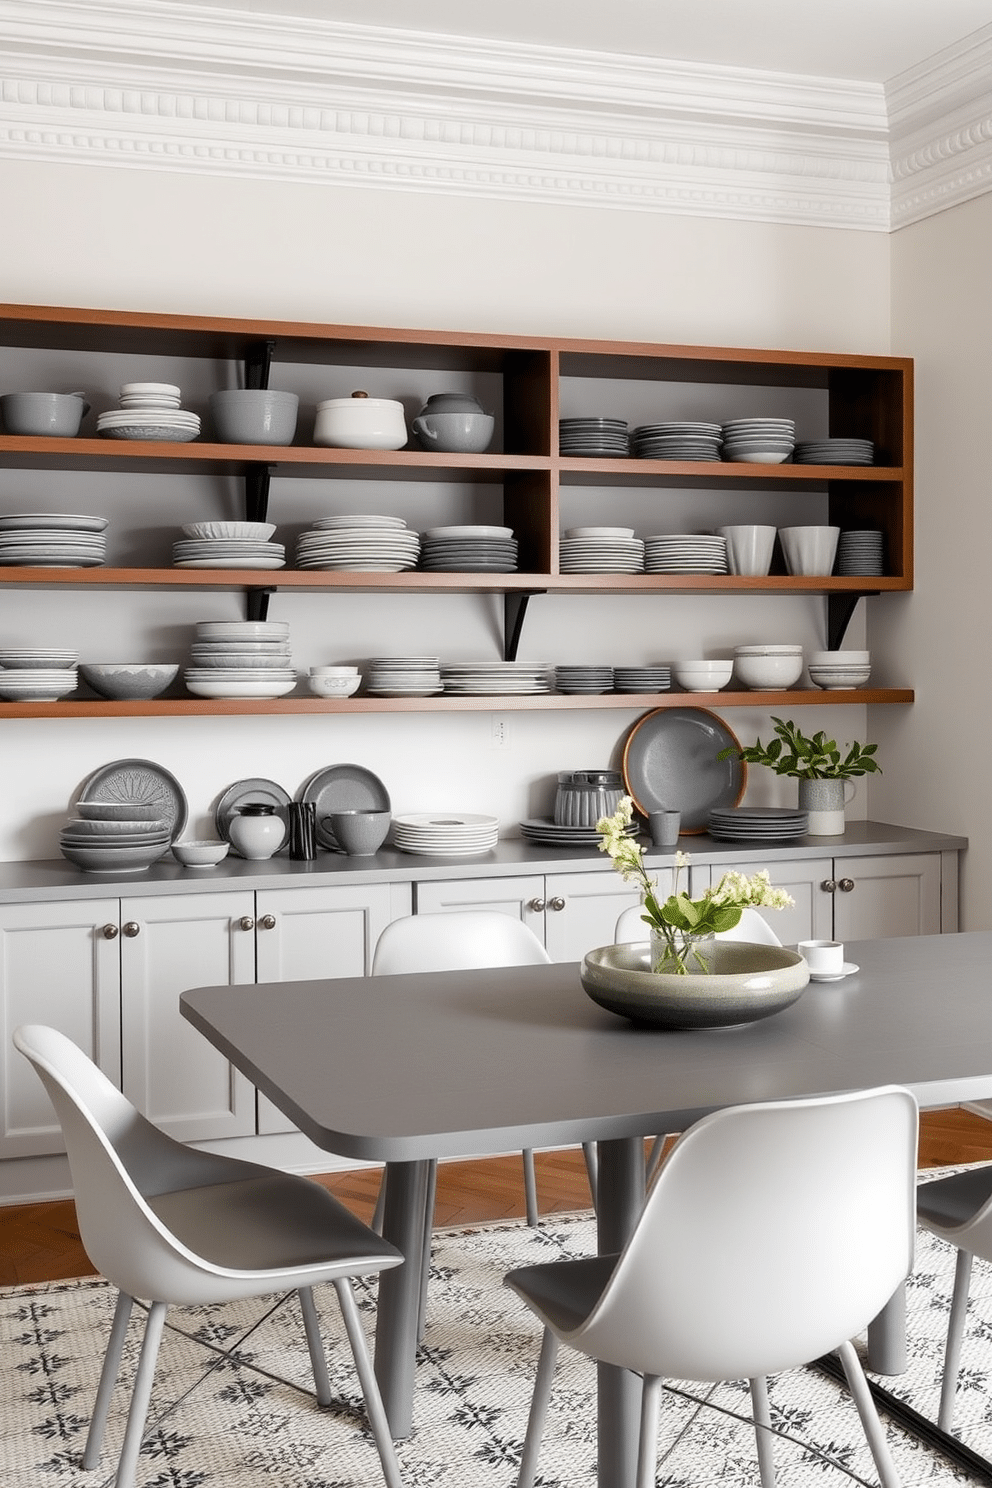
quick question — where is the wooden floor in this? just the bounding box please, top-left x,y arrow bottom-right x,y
1,1109 -> 989,1288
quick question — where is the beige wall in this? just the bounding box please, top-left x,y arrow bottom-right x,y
0,159 -> 894,860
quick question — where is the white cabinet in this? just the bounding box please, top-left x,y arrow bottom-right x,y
0,898 -> 121,1159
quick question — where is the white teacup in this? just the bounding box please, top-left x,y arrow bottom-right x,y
798,939 -> 845,975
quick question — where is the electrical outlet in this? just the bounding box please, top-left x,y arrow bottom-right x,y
491,715 -> 511,749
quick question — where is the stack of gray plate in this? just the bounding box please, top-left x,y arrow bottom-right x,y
559,417 -> 630,456
60,800 -> 172,873
707,807 -> 809,842
720,418 -> 795,464
173,520 -> 284,570
519,816 -> 640,847
440,661 -> 551,695
295,515 -> 420,572
560,528 -> 644,573
835,529 -> 884,575
632,421 -> 722,460
0,512 -> 107,567
553,665 -> 614,694
612,665 -> 672,693
419,526 -> 518,572
184,619 -> 296,699
0,646 -> 79,701
365,657 -> 442,696
644,534 -> 727,574
794,438 -> 874,465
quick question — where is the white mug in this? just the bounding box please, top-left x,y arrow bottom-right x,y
798,939 -> 844,975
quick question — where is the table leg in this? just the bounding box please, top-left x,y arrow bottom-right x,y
596,1137 -> 646,1488
373,1158 -> 431,1440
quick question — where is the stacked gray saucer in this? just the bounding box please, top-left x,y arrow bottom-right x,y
835,529 -> 884,575
794,438 -> 874,465
553,665 -> 614,694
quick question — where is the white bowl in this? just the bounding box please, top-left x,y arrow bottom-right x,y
808,667 -> 872,690
172,839 -> 230,867
181,521 -> 276,541
734,644 -> 804,655
308,665 -> 360,677
673,660 -> 734,692
733,653 -> 804,690
313,394 -> 407,450
184,676 -> 297,699
808,650 -> 870,665
79,663 -> 179,700
308,675 -> 362,698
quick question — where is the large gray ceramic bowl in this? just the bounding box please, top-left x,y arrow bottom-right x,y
580,940 -> 809,1029
0,391 -> 89,436
79,663 -> 180,700
411,411 -> 495,453
209,389 -> 299,445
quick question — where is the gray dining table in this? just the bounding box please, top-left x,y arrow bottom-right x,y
181,929 -> 992,1488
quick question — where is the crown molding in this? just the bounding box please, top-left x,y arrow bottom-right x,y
6,0 -> 992,232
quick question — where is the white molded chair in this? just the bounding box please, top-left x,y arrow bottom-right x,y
506,1085 -> 918,1488
916,1162 -> 992,1431
13,1024 -> 405,1488
614,902 -> 783,948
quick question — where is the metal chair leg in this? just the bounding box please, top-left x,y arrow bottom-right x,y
838,1338 -> 902,1488
334,1278 -> 405,1488
517,1327 -> 559,1488
417,1157 -> 439,1342
750,1375 -> 776,1488
940,1248 -> 973,1431
523,1148 -> 539,1227
299,1286 -> 332,1406
83,1289 -> 134,1469
114,1299 -> 168,1488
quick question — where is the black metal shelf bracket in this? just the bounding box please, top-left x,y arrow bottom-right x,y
503,591 -> 545,662
245,339 -> 276,390
245,587 -> 274,624
244,465 -> 273,525
826,592 -> 878,652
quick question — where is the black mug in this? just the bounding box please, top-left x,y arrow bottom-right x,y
288,801 -> 317,860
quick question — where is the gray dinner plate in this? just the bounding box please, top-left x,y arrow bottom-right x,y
78,758 -> 188,841
299,764 -> 391,850
622,707 -> 746,834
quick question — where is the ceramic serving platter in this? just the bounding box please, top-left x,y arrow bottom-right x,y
622,706 -> 745,833
78,758 -> 188,841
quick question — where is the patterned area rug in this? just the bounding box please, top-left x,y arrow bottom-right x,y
3,1198 -> 992,1488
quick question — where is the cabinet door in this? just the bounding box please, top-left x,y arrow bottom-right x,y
414,875 -> 547,940
698,859 -> 834,944
831,854 -> 941,940
120,891 -> 256,1143
0,898 -> 121,1159
254,883 -> 400,1134
542,871 -> 650,962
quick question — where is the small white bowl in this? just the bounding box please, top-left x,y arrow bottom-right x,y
309,665 -> 360,677
673,660 -> 734,692
172,840 -> 230,867
308,674 -> 362,698
809,650 -> 870,665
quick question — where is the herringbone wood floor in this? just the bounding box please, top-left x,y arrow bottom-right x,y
0,1110 -> 988,1287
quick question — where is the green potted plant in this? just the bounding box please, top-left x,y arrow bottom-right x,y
717,716 -> 881,836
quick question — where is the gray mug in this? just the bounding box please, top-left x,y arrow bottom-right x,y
648,810 -> 681,848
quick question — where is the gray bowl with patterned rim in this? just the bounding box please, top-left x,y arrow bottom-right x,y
580,940 -> 809,1029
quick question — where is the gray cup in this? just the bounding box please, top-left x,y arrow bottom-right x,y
329,809 -> 391,856
648,810 -> 681,848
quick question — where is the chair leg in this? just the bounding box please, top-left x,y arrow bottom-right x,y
517,1327 -> 559,1488
523,1148 -> 539,1227
371,1167 -> 387,1235
939,1248 -> 973,1432
636,1375 -> 662,1488
837,1338 -> 902,1488
749,1376 -> 775,1488
582,1142 -> 598,1211
333,1278 -> 405,1488
83,1289 -> 134,1469
417,1157 -> 439,1342
114,1299 -> 168,1488
299,1286 -> 332,1407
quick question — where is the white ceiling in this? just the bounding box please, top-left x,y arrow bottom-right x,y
211,0 -> 992,83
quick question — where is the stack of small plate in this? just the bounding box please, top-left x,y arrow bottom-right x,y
365,657 -> 442,696
418,526 -> 518,573
439,661 -> 551,695
0,661 -> 78,700
0,512 -> 107,567
707,807 -> 809,842
720,418 -> 796,464
559,418 -> 630,456
391,812 -> 499,856
59,800 -> 171,874
97,382 -> 201,443
631,421 -> 722,460
295,514 -> 420,572
173,521 -> 285,570
612,665 -> 672,693
553,665 -> 615,694
644,534 -> 728,574
835,529 -> 884,575
184,619 -> 296,699
794,438 -> 874,466
560,528 -> 644,573
519,816 -> 640,847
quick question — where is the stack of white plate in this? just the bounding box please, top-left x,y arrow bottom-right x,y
184,619 -> 296,699
0,666 -> 77,701
560,528 -> 644,573
553,665 -> 615,694
391,812 -> 499,856
559,417 -> 630,456
419,526 -> 518,573
296,514 -> 420,572
632,421 -> 722,460
644,534 -> 728,574
439,661 -> 551,695
59,800 -> 171,874
0,646 -> 77,668
835,529 -> 884,575
794,438 -> 874,466
0,512 -> 107,567
707,807 -> 809,842
97,382 -> 201,443
173,521 -> 284,570
365,657 -> 442,696
612,665 -> 672,693
720,418 -> 796,464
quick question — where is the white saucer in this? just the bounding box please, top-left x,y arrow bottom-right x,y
809,962 -> 859,983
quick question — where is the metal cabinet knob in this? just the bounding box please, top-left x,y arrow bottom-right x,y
821,879 -> 837,893
527,898 -> 546,912
548,896 -> 566,912
239,916 -> 255,931
122,921 -> 140,938
258,913 -> 277,930
101,923 -> 119,939
838,878 -> 855,892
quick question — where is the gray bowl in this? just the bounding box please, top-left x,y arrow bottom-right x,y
580,940 -> 809,1028
412,411 -> 495,453
79,663 -> 180,700
209,390 -> 299,445
0,392 -> 89,437
329,809 -> 392,856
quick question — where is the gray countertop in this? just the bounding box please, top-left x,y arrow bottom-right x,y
0,820 -> 967,904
